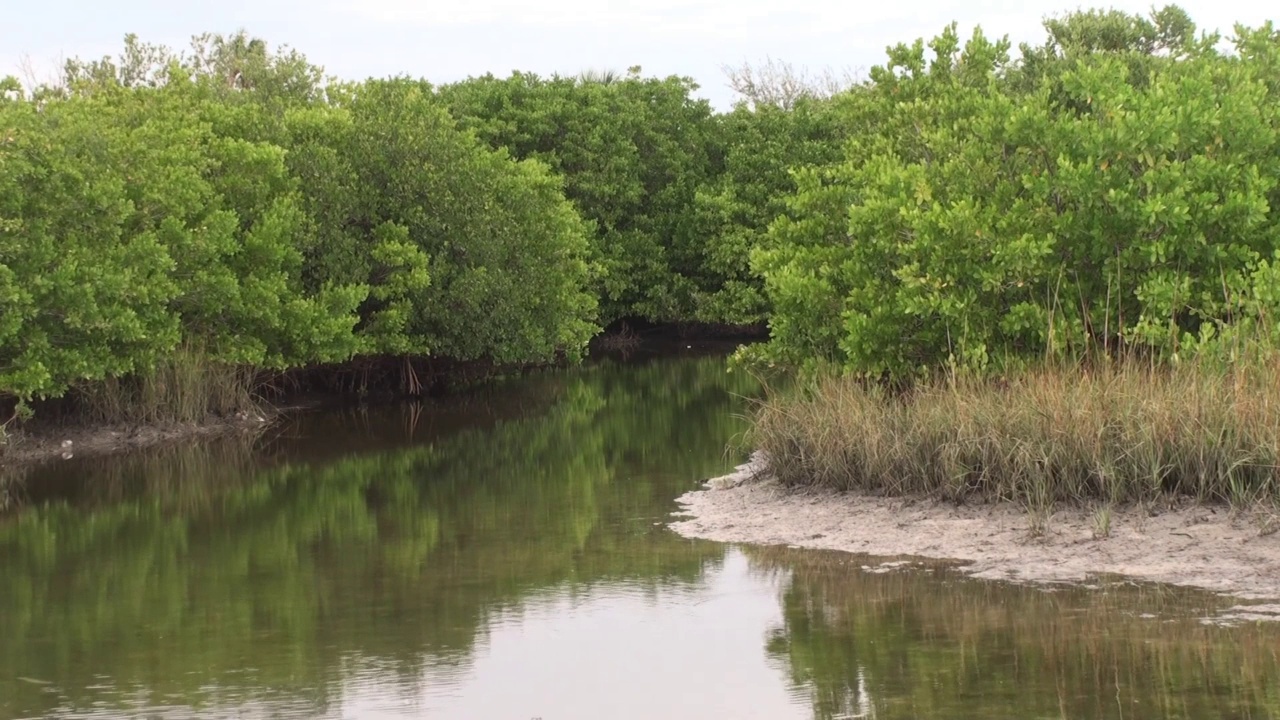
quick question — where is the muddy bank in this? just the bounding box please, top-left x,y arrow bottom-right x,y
0,412 -> 274,470
671,454 -> 1280,602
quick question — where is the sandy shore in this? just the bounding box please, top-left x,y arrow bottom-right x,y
671,454 -> 1280,602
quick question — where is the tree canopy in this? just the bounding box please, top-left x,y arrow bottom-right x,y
1,34 -> 596,410
745,8 -> 1280,376
5,6 -> 1280,417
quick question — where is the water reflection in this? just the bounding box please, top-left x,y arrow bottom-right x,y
749,548 -> 1280,720
0,353 -> 760,720
2,352 -> 1279,719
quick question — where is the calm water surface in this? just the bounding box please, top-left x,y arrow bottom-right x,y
2,351 -> 1279,720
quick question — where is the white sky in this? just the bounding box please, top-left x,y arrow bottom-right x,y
3,0 -> 1274,108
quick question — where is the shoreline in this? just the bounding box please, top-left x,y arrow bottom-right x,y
670,454 -> 1280,603
1,335 -> 753,472
0,412 -> 279,470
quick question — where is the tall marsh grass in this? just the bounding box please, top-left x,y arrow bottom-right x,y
750,357 -> 1280,511
75,345 -> 260,425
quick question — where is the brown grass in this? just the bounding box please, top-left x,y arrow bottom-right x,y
74,345 -> 261,425
750,356 -> 1280,515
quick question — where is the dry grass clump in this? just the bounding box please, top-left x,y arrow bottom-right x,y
751,357 -> 1280,517
75,345 -> 260,425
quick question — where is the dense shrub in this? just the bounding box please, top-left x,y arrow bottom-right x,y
0,69 -> 365,403
746,9 -> 1280,377
437,70 -> 717,324
286,78 -> 596,363
688,99 -> 845,325
0,35 -> 598,415
8,7 -> 1280,423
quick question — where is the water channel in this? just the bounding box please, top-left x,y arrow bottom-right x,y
2,349 -> 1278,719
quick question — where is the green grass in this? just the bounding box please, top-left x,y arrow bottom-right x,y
749,356 -> 1280,514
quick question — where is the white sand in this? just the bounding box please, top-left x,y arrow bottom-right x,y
671,453 -> 1280,601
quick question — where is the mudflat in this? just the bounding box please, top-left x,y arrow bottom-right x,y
671,456 -> 1280,604
0,414 -> 270,469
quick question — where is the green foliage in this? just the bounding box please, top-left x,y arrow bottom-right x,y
438,69 -> 855,328
58,31 -> 327,107
289,78 -> 597,362
1011,5 -> 1202,93
1,88 -> 178,398
749,8 -> 1280,377
15,6 -> 1280,415
688,99 -> 845,325
1,34 -> 599,411
437,70 -> 716,324
0,67 -> 365,402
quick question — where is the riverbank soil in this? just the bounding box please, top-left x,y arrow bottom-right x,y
0,414 -> 272,469
671,457 -> 1280,602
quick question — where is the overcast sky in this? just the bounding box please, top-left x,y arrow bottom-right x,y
4,0 -> 1273,108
